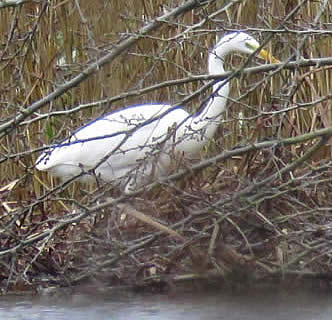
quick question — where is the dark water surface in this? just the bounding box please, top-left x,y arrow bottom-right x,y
1,286 -> 331,320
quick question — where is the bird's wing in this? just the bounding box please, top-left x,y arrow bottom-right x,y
36,104 -> 189,173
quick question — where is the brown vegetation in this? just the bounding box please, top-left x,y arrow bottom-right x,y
0,0 -> 332,294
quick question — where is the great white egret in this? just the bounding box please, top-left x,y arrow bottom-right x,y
36,32 -> 278,193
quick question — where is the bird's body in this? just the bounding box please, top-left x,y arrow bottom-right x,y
36,32 -> 278,193
38,104 -> 193,189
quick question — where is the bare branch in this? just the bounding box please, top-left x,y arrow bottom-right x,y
14,57 -> 332,128
0,0 -> 216,138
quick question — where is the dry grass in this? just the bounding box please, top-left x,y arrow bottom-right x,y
0,0 -> 332,292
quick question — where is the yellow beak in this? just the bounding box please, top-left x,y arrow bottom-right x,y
258,48 -> 280,63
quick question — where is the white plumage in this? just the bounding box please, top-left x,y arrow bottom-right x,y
36,32 -> 278,193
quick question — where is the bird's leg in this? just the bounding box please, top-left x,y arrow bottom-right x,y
78,163 -> 101,188
93,172 -> 101,189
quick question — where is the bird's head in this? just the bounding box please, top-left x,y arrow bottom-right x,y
214,32 -> 279,64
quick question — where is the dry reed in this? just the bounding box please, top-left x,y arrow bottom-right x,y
0,0 -> 332,292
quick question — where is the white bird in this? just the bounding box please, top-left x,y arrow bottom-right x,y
36,32 -> 278,193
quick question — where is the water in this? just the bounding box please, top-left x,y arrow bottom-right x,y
0,286 -> 331,320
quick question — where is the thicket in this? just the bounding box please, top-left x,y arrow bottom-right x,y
0,0 -> 332,293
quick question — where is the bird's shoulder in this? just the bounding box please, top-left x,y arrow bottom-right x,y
104,103 -> 188,121
73,103 -> 189,136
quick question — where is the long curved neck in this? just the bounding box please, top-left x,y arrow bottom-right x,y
189,45 -> 230,139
